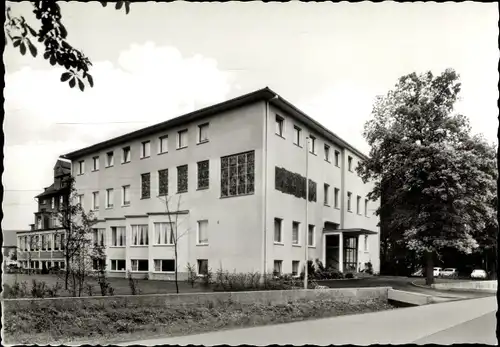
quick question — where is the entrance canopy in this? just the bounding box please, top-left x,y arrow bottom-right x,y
337,228 -> 377,237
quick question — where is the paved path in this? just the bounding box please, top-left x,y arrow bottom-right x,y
124,296 -> 497,346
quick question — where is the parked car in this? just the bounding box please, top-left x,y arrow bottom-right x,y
441,268 -> 458,278
433,267 -> 442,277
470,269 -> 488,280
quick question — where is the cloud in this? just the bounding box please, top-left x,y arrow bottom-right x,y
3,42 -> 232,229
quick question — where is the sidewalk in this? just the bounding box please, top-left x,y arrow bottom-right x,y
121,296 -> 497,346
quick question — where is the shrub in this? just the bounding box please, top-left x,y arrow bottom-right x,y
186,263 -> 198,288
31,280 -> 47,298
345,272 -> 355,279
46,282 -> 63,298
3,280 -> 29,298
127,271 -> 141,295
85,283 -> 94,296
365,262 -> 374,275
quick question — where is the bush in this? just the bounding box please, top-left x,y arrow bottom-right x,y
345,272 -> 355,279
46,282 -> 63,298
127,271 -> 141,295
213,269 -> 291,292
186,263 -> 198,288
31,280 -> 47,298
3,281 -> 29,298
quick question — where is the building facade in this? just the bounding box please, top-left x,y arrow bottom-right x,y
17,160 -> 71,271
61,88 -> 380,280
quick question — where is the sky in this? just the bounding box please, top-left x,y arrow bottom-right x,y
3,2 -> 498,230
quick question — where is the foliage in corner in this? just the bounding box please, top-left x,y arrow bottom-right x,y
4,1 -> 131,91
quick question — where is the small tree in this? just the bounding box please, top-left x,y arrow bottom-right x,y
186,262 -> 198,288
159,195 -> 192,294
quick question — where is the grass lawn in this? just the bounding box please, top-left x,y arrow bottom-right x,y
3,273 -> 209,297
3,295 -> 395,345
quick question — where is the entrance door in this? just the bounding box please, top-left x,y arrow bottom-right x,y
325,235 -> 340,270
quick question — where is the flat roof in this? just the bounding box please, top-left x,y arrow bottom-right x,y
61,87 -> 368,160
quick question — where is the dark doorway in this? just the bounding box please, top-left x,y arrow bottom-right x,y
325,234 -> 340,270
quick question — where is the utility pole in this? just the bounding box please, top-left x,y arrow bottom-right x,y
304,136 -> 309,289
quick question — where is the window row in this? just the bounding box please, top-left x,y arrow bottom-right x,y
273,219 -> 316,247
18,260 -> 65,270
90,220 -> 209,247
275,115 -> 358,172
18,233 -> 65,252
76,123 -> 210,175
109,258 -> 209,274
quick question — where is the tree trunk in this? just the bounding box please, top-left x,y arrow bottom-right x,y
425,250 -> 434,285
174,243 -> 179,294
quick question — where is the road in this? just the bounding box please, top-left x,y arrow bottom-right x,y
123,296 -> 497,346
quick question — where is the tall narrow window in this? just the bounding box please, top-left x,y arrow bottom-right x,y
92,228 -> 105,247
78,160 -> 85,175
293,126 -> 301,146
122,185 -> 130,206
273,260 -> 283,275
197,160 -> 209,190
308,225 -> 315,246
159,135 -> 168,154
131,225 -> 149,246
158,169 -> 168,196
197,259 -> 208,275
220,151 -> 255,197
122,147 -> 131,163
334,188 -> 340,208
348,156 -> 353,171
41,234 -> 47,250
357,195 -> 361,214
365,199 -> 369,216
106,151 -> 114,167
364,235 -> 369,251
198,123 -> 209,143
141,173 -> 151,199
324,144 -> 330,162
141,141 -> 151,158
46,234 -> 52,251
334,151 -> 340,167
54,233 -> 60,251
324,184 -> 330,206
274,218 -> 283,243
92,191 -> 99,210
347,192 -> 352,211
59,196 -> 64,208
51,197 -> 55,209
292,261 -> 300,276
178,129 -> 188,149
154,222 -> 174,245
275,115 -> 284,137
197,220 -> 208,244
309,136 -> 316,154
292,221 -> 300,245
111,227 -> 126,246
92,156 -> 99,171
106,188 -> 114,208
177,165 -> 188,193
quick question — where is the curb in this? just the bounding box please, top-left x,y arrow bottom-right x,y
409,280 -> 468,299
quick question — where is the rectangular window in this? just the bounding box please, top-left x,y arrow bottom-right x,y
51,197 -> 55,209
131,225 -> 149,246
154,259 -> 176,272
92,156 -> 99,171
273,260 -> 282,275
334,188 -> 340,208
122,146 -> 131,163
365,199 -> 369,216
141,141 -> 151,159
92,191 -> 99,210
324,144 -> 330,162
220,151 -> 255,197
158,169 -> 168,196
292,221 -> 300,245
347,192 -> 352,211
78,160 -> 85,175
275,115 -> 284,137
197,259 -> 208,275
197,160 -> 209,190
154,222 -> 174,245
348,156 -> 353,171
53,234 -> 60,251
177,165 -> 188,193
334,151 -> 340,167
197,220 -> 208,244
46,234 -> 52,250
159,135 -> 168,154
178,129 -> 188,149
111,259 -> 126,271
308,225 -> 315,247
106,151 -> 114,167
122,185 -> 130,206
41,234 -> 47,250
274,218 -> 283,243
293,126 -> 301,146
111,227 -> 126,246
92,228 -> 105,247
59,196 -> 64,208
141,173 -> 151,199
309,136 -> 316,154
324,184 -> 330,206
131,259 -> 149,272
198,123 -> 209,143
106,188 -> 114,208
357,195 -> 361,214
77,194 -> 84,207
92,258 -> 105,271
292,261 -> 300,276
364,235 -> 369,252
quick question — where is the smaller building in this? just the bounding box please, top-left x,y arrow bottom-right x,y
2,230 -> 19,269
17,160 -> 71,271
